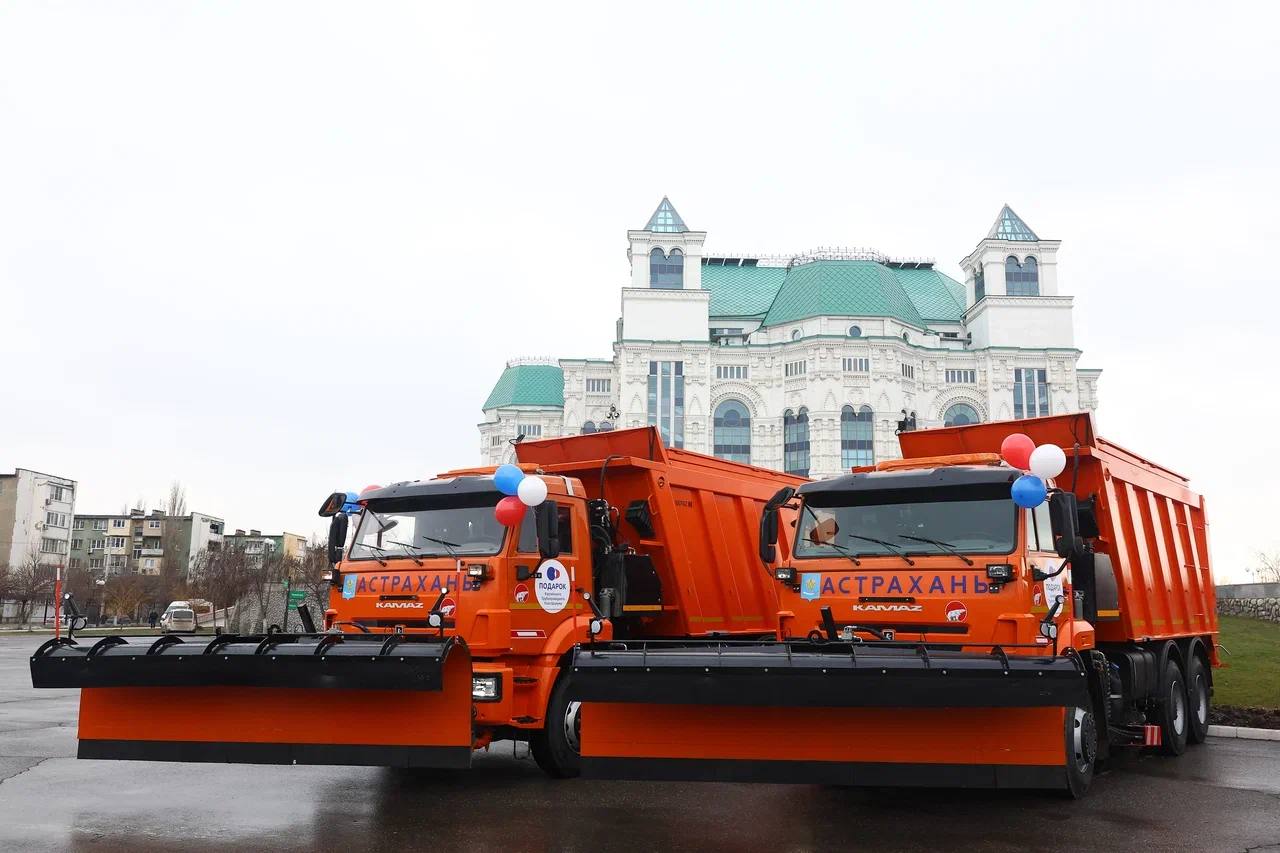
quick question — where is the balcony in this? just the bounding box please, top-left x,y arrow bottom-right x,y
139,548 -> 164,557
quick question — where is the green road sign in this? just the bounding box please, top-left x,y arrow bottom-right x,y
288,590 -> 306,601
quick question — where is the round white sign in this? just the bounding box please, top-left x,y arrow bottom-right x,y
535,558 -> 571,614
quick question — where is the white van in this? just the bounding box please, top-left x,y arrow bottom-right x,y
160,603 -> 197,633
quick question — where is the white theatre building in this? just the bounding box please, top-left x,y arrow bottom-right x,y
480,199 -> 1100,479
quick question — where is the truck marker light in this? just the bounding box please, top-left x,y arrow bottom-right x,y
774,567 -> 796,583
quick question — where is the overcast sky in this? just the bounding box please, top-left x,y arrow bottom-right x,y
2,3 -> 1277,582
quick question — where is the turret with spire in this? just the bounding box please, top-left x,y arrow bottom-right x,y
626,197 -> 705,290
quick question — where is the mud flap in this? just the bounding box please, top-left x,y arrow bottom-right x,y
571,642 -> 1083,788
31,634 -> 475,767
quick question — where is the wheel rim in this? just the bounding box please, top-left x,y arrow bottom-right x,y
1194,673 -> 1208,726
563,700 -> 582,754
1171,681 -> 1186,734
1071,707 -> 1096,772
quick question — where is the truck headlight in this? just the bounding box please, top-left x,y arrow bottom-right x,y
986,563 -> 1014,582
472,674 -> 501,702
774,567 -> 796,583
467,564 -> 489,580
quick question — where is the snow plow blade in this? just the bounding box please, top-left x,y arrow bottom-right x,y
31,633 -> 474,767
570,642 -> 1086,788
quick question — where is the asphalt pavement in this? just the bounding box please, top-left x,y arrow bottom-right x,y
1,635 -> 1277,853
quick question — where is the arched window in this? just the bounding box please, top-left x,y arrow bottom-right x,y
650,247 -> 683,289
848,325 -> 861,338
791,329 -> 802,341
974,265 -> 985,301
596,420 -> 615,432
783,407 -> 810,476
840,405 -> 875,469
901,331 -> 910,343
943,403 -> 981,427
713,400 -> 751,464
581,421 -> 596,435
1006,255 -> 1039,296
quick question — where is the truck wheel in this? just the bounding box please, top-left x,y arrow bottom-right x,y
1063,705 -> 1097,799
1155,659 -> 1189,756
1185,655 -> 1210,745
530,675 -> 580,779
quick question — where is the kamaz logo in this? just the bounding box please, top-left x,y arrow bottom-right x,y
850,603 -> 923,612
374,601 -> 424,609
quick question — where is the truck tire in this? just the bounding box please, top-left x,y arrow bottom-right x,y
1063,705 -> 1097,799
1185,654 -> 1211,745
530,674 -> 581,779
1154,659 -> 1189,756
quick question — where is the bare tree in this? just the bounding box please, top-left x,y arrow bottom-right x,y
295,539 -> 335,617
243,546 -> 292,632
1250,551 -> 1280,584
165,481 -> 187,517
10,551 -> 55,623
191,543 -> 253,626
103,575 -> 148,624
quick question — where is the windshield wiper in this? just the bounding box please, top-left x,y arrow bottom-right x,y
384,540 -> 425,567
359,544 -> 389,567
898,535 -> 975,566
845,534 -> 915,566
800,503 -> 860,566
418,535 -> 460,560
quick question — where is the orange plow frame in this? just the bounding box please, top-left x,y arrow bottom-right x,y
581,703 -> 1070,788
76,649 -> 473,766
33,635 -> 477,768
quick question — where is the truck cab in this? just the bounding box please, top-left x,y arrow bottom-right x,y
764,455 -> 1086,654
321,472 -> 603,761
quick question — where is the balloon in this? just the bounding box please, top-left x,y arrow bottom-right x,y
494,464 -> 525,496
1029,443 -> 1068,479
360,484 -> 382,495
517,475 -> 548,507
494,495 -> 527,526
1011,474 -> 1047,508
1000,433 -> 1035,470
340,490 -> 361,514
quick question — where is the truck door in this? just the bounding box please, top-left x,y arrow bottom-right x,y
1026,503 -> 1067,620
509,502 -> 582,651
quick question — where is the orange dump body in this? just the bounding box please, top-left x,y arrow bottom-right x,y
517,428 -> 805,638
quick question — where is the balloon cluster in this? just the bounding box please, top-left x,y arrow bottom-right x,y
492,464 -> 548,526
999,433 -> 1067,508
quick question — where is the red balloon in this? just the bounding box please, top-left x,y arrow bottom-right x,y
1000,433 -> 1035,470
494,495 -> 526,526
361,484 -> 382,494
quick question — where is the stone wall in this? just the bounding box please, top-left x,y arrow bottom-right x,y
1216,583 -> 1280,623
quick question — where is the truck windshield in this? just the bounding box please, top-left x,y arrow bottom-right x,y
349,494 -> 508,560
794,484 -> 1016,562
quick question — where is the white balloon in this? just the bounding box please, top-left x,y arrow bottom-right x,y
516,475 -> 549,507
1029,443 -> 1068,479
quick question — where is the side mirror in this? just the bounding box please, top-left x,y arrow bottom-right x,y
759,486 -> 795,565
318,492 -> 346,518
1047,491 -> 1081,559
535,501 -> 560,558
328,514 -> 349,565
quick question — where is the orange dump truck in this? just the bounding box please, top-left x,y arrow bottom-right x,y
570,413 -> 1218,796
30,427 -> 801,776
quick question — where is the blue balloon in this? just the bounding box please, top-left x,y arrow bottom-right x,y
494,463 -> 525,496
1011,474 -> 1047,508
340,490 -> 362,515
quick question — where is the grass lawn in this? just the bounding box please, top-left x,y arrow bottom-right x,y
1213,615 -> 1280,709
